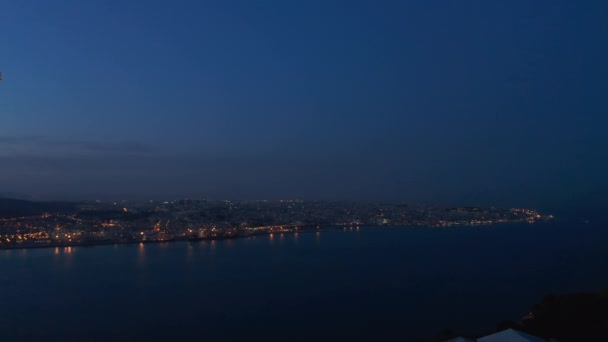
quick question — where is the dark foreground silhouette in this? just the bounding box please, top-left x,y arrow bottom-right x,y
425,290 -> 608,341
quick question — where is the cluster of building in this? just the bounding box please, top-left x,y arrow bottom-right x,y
0,199 -> 552,249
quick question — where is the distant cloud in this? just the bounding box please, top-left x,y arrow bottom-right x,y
61,140 -> 155,153
0,135 -> 46,144
0,135 -> 156,155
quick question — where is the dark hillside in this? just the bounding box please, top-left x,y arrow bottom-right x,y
0,198 -> 77,218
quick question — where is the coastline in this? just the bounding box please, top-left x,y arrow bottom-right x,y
0,225 -> 346,251
0,220 -> 543,251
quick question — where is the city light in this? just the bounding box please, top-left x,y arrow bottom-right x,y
0,201 -> 550,250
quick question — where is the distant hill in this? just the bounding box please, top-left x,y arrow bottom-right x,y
0,198 -> 77,218
0,192 -> 35,200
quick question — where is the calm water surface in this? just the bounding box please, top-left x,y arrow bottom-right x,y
1,218 -> 607,341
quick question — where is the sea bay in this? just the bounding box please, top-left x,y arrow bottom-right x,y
1,218 -> 607,341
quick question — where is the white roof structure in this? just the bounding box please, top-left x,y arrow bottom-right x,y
478,329 -> 546,342
446,337 -> 476,342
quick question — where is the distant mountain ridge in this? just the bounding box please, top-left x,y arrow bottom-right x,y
0,198 -> 77,218
0,192 -> 36,200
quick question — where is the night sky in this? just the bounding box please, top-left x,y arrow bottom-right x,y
1,1 -> 607,208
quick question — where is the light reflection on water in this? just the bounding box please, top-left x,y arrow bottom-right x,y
186,243 -> 193,263
138,243 -> 145,266
61,246 -> 73,271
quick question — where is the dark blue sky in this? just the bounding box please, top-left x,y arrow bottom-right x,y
1,0 -> 607,208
